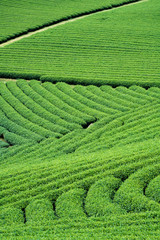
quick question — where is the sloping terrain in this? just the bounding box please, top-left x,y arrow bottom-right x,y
0,80 -> 160,239
0,0 -> 160,239
0,0 -> 139,43
0,0 -> 159,86
1,140 -> 160,239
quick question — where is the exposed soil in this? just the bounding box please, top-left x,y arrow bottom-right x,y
0,78 -> 31,83
0,78 -> 17,82
0,137 -> 7,143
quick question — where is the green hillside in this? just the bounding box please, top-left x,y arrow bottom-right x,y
0,80 -> 160,239
0,0 -> 159,86
0,0 -> 136,43
1,139 -> 160,239
0,0 -> 160,239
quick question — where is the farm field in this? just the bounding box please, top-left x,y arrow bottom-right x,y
0,0 -> 160,239
0,0 -> 159,86
0,0 -> 138,43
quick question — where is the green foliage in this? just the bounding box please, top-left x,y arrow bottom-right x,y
0,0 -> 137,43
56,188 -> 86,219
28,80 -> 86,125
0,207 -> 24,226
0,0 -> 160,238
26,199 -> 56,225
114,165 -> 160,212
0,138 -> 159,208
0,0 -> 159,86
1,80 -> 160,147
0,140 -> 9,148
3,131 -> 34,145
145,176 -> 160,203
0,139 -> 160,238
85,176 -> 126,216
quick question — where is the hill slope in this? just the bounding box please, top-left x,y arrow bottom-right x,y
0,0 -> 160,239
0,80 -> 160,239
0,0 -> 159,86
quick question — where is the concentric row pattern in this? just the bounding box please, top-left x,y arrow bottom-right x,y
1,171 -> 160,224
0,138 -> 160,239
0,80 -> 160,148
0,80 -> 160,239
1,0 -> 159,239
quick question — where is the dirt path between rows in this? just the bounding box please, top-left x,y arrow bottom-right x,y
0,78 -> 31,83
0,137 -> 7,143
0,78 -> 17,82
0,0 -> 148,48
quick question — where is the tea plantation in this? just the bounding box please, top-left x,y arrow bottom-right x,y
0,0 -> 159,86
0,0 -> 160,239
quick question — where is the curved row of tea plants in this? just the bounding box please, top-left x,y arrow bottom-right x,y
1,101 -> 160,164
0,138 -> 160,239
0,0 -> 159,87
0,0 -> 159,239
1,138 -> 160,209
0,0 -> 138,43
1,211 -> 160,239
0,80 -> 160,147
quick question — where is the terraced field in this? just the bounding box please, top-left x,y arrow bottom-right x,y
0,0 -> 159,87
0,0 -> 140,43
0,0 -> 160,239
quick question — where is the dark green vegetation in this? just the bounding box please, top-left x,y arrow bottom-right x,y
0,0 -> 160,239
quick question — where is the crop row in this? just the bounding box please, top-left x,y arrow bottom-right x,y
0,163 -> 159,227
21,80 -> 89,125
2,138 -> 157,190
1,100 -> 159,161
25,81 -> 160,114
77,106 -> 160,153
114,164 -> 160,212
145,175 -> 160,203
0,137 -> 160,208
1,137 -> 159,238
1,208 -> 160,240
0,80 -> 160,146
0,0 -> 159,87
0,81 -> 78,132
0,0 -> 137,43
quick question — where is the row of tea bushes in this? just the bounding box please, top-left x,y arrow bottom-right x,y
1,80 -> 160,146
1,138 -> 159,208
0,0 -> 137,43
1,100 -> 159,159
145,175 -> 160,203
0,0 -> 159,87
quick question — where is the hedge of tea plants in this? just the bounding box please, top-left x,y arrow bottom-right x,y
0,0 -> 138,43
0,80 -> 160,239
0,0 -> 159,87
0,0 -> 160,239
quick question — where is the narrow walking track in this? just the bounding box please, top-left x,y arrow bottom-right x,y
0,78 -> 17,82
0,0 -> 147,48
0,78 -> 29,82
